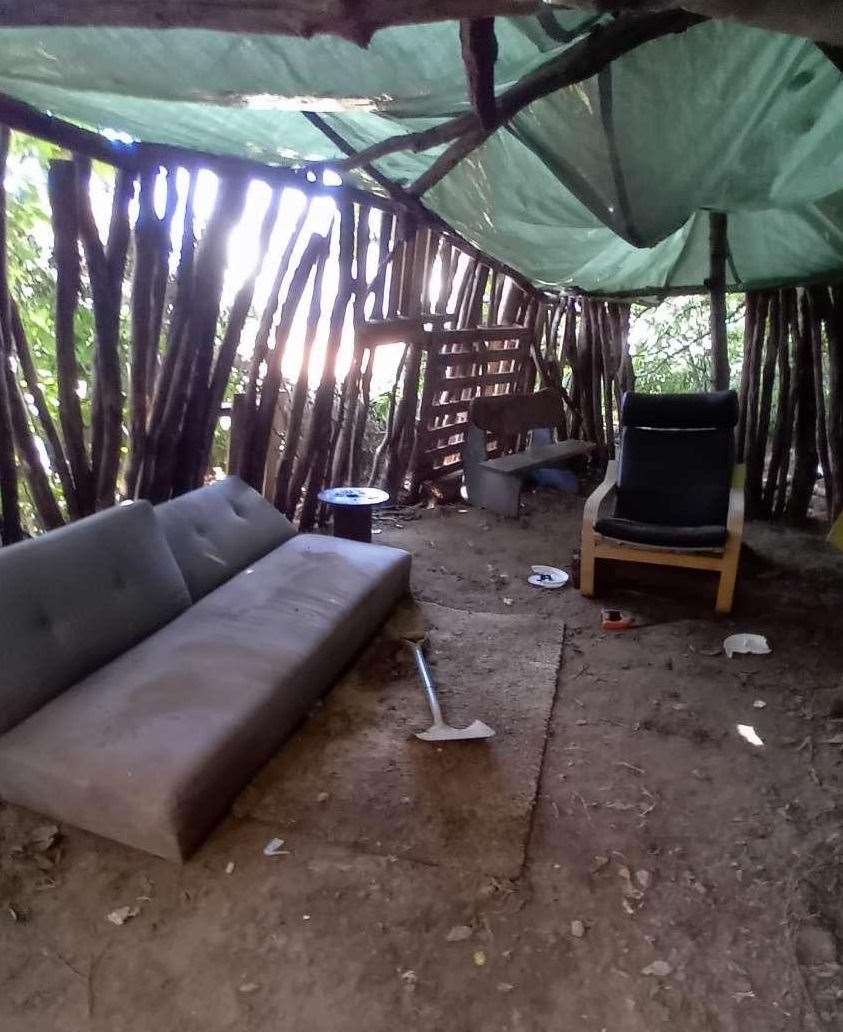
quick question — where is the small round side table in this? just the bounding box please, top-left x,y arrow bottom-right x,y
317,487 -> 389,543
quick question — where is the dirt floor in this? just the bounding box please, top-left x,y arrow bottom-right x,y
3,483 -> 843,1031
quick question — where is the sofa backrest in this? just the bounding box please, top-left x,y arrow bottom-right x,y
154,476 -> 296,601
0,501 -> 192,735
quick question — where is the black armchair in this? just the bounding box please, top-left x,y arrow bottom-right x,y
580,390 -> 744,613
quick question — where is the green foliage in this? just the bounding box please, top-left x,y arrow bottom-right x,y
629,294 -> 745,393
370,389 -> 392,430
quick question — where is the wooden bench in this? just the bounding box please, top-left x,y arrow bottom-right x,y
461,389 -> 593,517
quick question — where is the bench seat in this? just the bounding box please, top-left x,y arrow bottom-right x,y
481,440 -> 593,476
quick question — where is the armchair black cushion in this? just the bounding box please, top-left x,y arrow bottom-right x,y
597,390 -> 738,548
620,389 -> 739,430
594,516 -> 728,549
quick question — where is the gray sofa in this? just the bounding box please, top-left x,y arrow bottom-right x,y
0,477 -> 410,861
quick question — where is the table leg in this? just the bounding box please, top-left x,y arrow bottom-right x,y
331,504 -> 373,543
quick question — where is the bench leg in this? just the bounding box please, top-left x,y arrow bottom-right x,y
468,468 -> 522,518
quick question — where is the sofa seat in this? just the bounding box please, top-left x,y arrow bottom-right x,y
0,534 -> 410,860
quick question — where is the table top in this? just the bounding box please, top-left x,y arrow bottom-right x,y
318,487 -> 390,507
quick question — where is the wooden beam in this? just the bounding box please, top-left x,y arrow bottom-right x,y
0,1 -> 538,44
302,111 -> 419,209
0,91 -> 543,296
460,18 -> 499,131
8,1 -> 843,45
566,1 -> 843,47
708,210 -> 730,391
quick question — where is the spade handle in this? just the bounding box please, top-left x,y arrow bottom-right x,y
406,640 -> 443,725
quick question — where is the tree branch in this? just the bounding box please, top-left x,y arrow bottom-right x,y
412,10 -> 706,196
460,18 -> 499,131
323,11 -> 704,190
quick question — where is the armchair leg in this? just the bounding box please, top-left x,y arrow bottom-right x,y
715,545 -> 740,614
580,531 -> 596,597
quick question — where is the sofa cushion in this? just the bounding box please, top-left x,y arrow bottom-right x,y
155,476 -> 296,601
0,501 -> 191,735
0,534 -> 411,860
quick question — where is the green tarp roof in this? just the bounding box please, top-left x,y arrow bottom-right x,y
0,12 -> 842,295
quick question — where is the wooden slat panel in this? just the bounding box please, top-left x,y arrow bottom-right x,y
428,398 -> 475,415
429,346 -> 528,367
425,440 -> 507,464
420,426 -> 467,450
426,442 -> 466,464
428,325 -> 531,344
427,460 -> 463,479
439,371 -> 517,389
426,442 -> 506,478
426,422 -> 467,438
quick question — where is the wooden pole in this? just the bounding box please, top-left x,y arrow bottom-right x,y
10,301 -> 76,516
331,203 -> 371,485
807,288 -> 834,521
0,128 -> 22,542
747,291 -> 776,516
75,158 -> 134,509
824,286 -> 843,520
125,166 -> 159,497
708,211 -> 730,392
199,186 -> 282,481
172,174 -> 249,494
786,289 -> 819,522
234,198 -> 311,480
48,159 -> 95,516
241,231 -> 327,492
274,243 -> 329,516
773,290 -> 798,519
141,172 -> 197,500
298,202 -> 356,529
4,360 -> 64,529
762,289 -> 790,516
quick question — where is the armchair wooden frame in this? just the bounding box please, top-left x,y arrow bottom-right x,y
580,462 -> 745,614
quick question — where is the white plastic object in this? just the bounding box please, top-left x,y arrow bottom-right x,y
723,633 -> 771,659
528,564 -> 569,589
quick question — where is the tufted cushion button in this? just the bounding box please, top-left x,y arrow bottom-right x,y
154,476 -> 296,601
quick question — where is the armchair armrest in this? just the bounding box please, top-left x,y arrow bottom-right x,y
727,463 -> 746,538
583,460 -> 617,530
